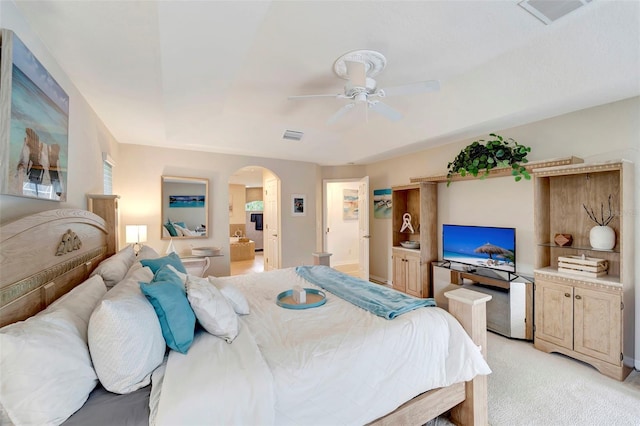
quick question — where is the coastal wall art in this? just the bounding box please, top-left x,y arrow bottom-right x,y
0,29 -> 69,201
291,194 -> 306,216
373,188 -> 392,219
168,195 -> 206,208
343,188 -> 358,220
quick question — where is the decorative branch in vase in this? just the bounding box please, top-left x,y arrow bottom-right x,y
583,194 -> 616,250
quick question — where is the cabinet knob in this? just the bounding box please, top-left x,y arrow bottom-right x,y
575,295 -> 582,300
565,293 -> 571,298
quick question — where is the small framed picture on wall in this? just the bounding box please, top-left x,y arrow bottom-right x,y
291,194 -> 306,216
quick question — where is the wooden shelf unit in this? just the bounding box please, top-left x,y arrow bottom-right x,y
410,156 -> 583,184
532,160 -> 633,380
391,183 -> 437,298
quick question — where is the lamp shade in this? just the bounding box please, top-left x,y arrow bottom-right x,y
125,225 -> 147,244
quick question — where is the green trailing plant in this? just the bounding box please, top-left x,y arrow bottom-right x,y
446,133 -> 531,186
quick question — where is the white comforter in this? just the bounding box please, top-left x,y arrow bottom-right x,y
155,268 -> 491,425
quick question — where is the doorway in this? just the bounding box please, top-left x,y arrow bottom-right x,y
323,177 -> 369,280
228,166 -> 280,276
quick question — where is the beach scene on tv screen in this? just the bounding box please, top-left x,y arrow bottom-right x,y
443,225 -> 516,273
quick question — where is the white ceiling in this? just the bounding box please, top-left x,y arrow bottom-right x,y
14,0 -> 640,166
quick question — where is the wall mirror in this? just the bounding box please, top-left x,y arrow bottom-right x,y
161,176 -> 209,239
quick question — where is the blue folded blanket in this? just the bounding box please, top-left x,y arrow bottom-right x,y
295,265 -> 436,320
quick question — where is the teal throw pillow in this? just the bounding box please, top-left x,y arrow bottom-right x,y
164,222 -> 178,237
173,221 -> 187,229
140,266 -> 195,353
140,252 -> 186,274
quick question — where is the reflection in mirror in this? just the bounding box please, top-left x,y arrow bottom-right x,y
161,176 -> 208,239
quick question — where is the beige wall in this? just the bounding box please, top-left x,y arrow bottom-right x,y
228,184 -> 246,225
115,144 -> 319,276
362,97 -> 639,283
0,1 -> 119,224
246,187 -> 263,203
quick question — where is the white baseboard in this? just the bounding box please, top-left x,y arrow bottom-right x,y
370,274 -> 391,286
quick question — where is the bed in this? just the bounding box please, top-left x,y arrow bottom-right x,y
0,208 -> 492,426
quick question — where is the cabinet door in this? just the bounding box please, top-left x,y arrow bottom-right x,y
392,254 -> 406,293
574,287 -> 621,365
405,253 -> 422,297
535,279 -> 573,350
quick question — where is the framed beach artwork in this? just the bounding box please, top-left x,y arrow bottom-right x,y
169,195 -> 205,208
291,194 -> 306,216
373,188 -> 392,219
0,29 -> 69,201
343,188 -> 358,220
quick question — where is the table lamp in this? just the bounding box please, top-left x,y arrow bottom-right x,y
125,225 -> 147,256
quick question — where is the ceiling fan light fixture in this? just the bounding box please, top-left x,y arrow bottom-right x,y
333,50 -> 387,79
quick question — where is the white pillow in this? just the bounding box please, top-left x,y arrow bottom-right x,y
167,264 -> 248,318
186,275 -> 239,343
0,275 -> 107,426
88,266 -> 166,394
122,246 -> 160,280
173,224 -> 196,236
43,274 -> 107,342
90,245 -> 137,288
138,245 -> 159,260
208,276 -> 251,315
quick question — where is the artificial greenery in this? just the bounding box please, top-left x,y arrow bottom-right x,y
446,133 -> 531,186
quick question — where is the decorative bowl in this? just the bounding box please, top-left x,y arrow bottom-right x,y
400,241 -> 420,249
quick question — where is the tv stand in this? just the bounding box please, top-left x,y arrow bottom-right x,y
432,262 -> 533,340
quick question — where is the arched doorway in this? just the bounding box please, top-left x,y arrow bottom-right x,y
228,166 -> 280,275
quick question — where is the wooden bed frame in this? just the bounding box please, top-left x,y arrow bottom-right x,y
0,208 -> 490,425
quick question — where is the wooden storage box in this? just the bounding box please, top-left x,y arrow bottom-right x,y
557,255 -> 608,277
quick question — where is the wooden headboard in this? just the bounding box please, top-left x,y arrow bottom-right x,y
0,209 -> 115,327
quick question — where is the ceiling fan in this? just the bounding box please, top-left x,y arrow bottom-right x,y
288,49 -> 440,125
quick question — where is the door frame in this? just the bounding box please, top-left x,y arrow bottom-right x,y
323,177 -> 369,278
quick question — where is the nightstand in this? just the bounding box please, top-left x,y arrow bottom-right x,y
180,256 -> 212,277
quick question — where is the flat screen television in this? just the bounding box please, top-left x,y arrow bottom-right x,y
443,224 -> 516,273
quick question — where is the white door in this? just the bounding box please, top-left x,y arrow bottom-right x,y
358,176 -> 370,281
264,177 -> 280,271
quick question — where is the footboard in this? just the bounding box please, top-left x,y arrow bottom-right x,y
446,288 -> 492,425
370,288 -> 491,426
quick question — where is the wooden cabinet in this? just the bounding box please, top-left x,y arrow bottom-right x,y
392,248 -> 422,297
87,194 -> 120,256
533,161 -> 632,380
391,183 -> 437,298
534,273 -> 624,377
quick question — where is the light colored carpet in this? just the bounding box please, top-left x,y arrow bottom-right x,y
486,332 -> 640,425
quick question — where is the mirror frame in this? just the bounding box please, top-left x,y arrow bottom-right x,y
161,175 -> 209,240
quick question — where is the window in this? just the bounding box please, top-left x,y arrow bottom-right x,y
245,200 -> 263,211
102,153 -> 114,195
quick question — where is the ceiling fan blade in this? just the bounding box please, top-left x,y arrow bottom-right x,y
288,93 -> 344,100
345,60 -> 367,87
327,103 -> 356,125
369,101 -> 403,121
379,80 -> 440,97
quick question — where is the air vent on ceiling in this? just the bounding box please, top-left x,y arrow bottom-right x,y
518,0 -> 594,25
283,130 -> 304,141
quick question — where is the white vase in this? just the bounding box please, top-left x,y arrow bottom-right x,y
589,225 -> 615,250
